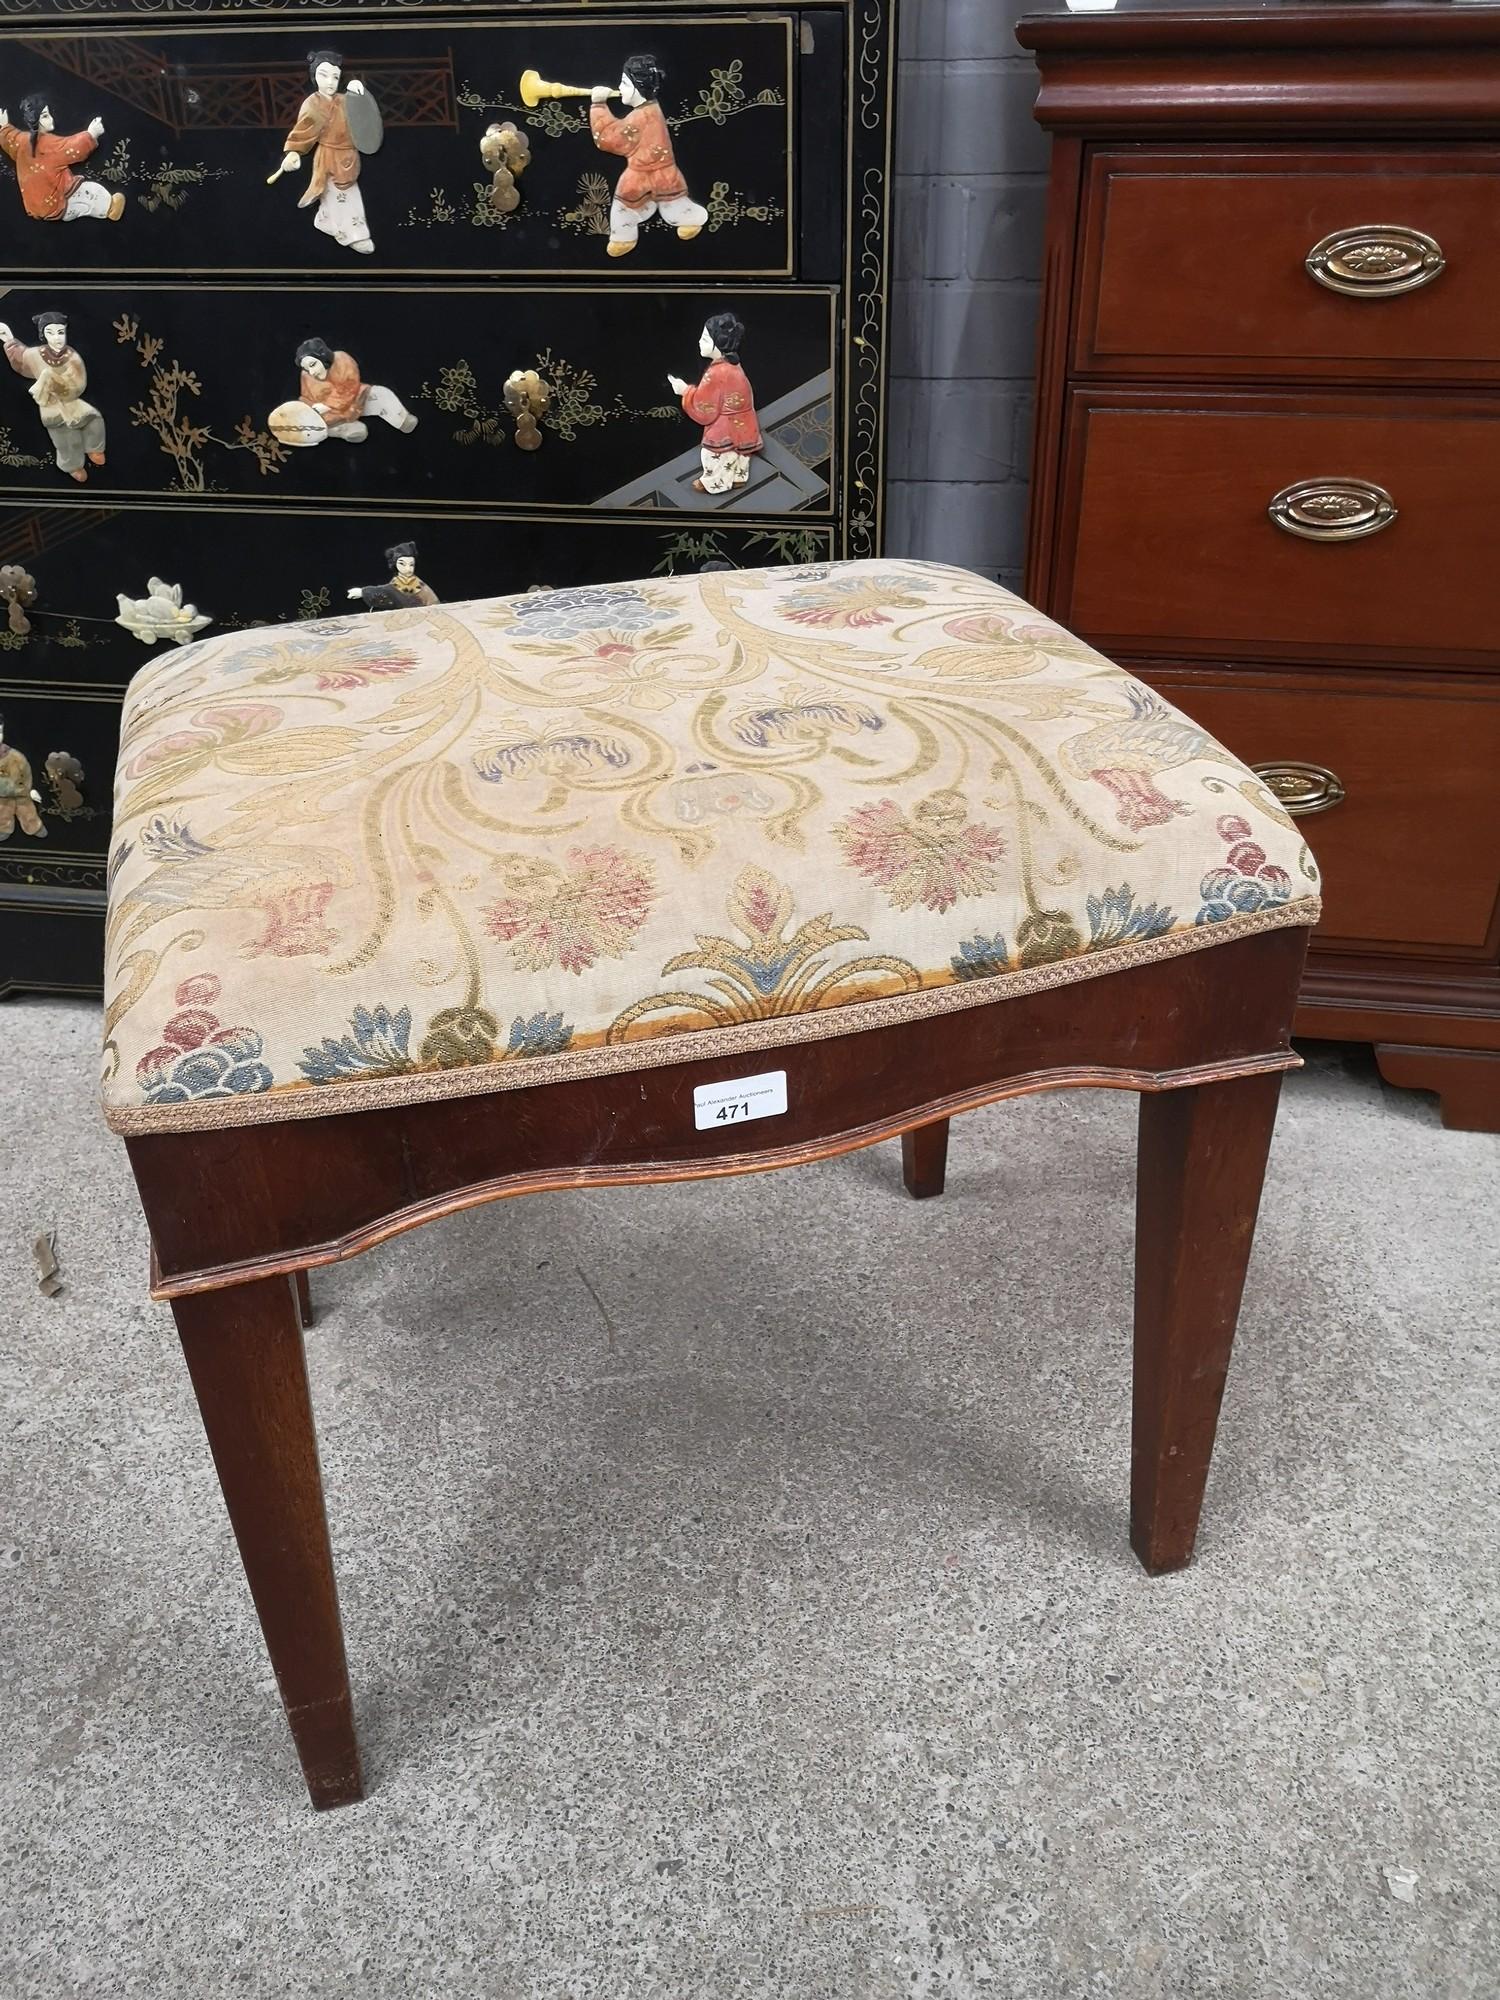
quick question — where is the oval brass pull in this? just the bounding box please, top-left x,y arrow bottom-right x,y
1268,478 -> 1396,542
1305,225 -> 1445,298
1252,760 -> 1345,818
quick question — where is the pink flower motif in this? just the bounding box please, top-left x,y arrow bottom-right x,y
1225,839 -> 1268,877
736,868 -> 785,937
123,704 -> 280,780
124,727 -> 216,778
175,973 -> 222,1008
315,653 -> 419,691
484,845 -> 657,975
161,1006 -> 221,1052
833,792 -> 1007,913
244,883 -> 338,958
1091,766 -> 1192,831
941,612 -> 1012,643
136,1044 -> 179,1087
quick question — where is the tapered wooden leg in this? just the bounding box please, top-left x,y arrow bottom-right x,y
294,1268 -> 313,1328
172,1273 -> 362,1809
1132,1071 -> 1284,1574
902,1119 -> 950,1199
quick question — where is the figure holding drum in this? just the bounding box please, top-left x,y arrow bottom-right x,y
267,339 -> 417,450
271,48 -> 383,256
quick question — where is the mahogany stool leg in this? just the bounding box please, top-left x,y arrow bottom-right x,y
1131,1071 -> 1284,1575
293,1267 -> 313,1328
902,1119 -> 950,1199
171,1273 -> 362,1809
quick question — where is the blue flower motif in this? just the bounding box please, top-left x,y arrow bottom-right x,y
142,1027 -> 272,1104
1194,868 -> 1292,927
473,734 -> 630,782
225,629 -> 349,669
1086,885 -> 1176,949
139,814 -> 213,862
732,699 -> 883,749
510,584 -> 662,640
950,933 -> 1010,982
299,1004 -> 414,1083
721,946 -> 804,997
106,839 -> 135,889
505,1011 -> 574,1058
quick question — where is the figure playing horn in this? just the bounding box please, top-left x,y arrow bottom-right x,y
588,54 -> 707,259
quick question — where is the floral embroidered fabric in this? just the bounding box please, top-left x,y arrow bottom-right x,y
101,560 -> 1321,1133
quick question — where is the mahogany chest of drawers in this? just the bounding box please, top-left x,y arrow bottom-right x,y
1017,0 -> 1500,1130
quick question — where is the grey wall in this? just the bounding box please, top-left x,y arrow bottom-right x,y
886,0 -> 1046,588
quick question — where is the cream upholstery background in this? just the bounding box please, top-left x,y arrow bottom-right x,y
102,560 -> 1320,1132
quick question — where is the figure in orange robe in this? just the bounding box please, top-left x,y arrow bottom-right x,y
0,96 -> 123,222
668,314 -> 762,496
588,53 -> 707,258
277,49 -> 376,254
293,339 -> 416,444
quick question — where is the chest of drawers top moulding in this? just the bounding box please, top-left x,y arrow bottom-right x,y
1017,2 -> 1500,137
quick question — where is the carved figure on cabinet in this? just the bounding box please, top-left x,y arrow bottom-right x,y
668,314 -> 761,495
0,564 -> 37,635
115,577 -> 212,647
588,56 -> 707,258
44,751 -> 84,814
268,339 -> 418,448
271,50 -> 382,256
0,717 -> 44,840
346,541 -> 439,611
0,312 -> 106,485
0,97 -> 124,223
480,122 -> 530,215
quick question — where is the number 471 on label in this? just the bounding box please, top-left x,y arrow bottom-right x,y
692,1069 -> 788,1131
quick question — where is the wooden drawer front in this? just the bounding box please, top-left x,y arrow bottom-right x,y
1076,149 -> 1500,381
1059,393 -> 1500,666
1153,670 -> 1500,958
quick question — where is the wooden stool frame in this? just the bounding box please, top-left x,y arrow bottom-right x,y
127,925 -> 1309,1809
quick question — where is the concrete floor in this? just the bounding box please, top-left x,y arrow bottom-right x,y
2,995 -> 1497,1999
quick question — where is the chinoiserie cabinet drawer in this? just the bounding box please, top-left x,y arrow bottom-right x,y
0,506 -> 836,701
0,687 -> 122,867
1074,148 -> 1500,382
0,284 -> 837,519
0,14 -> 818,279
1152,668 -> 1500,959
1055,391 -> 1500,667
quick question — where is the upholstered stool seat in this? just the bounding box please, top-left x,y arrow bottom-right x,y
106,561 -> 1320,1810
103,561 -> 1317,1133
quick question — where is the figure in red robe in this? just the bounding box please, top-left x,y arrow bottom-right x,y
0,96 -> 123,222
668,313 -> 762,495
589,53 -> 707,259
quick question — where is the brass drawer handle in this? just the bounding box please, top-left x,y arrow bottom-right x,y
1268,477 -> 1396,542
1252,760 -> 1345,817
1305,225 -> 1445,298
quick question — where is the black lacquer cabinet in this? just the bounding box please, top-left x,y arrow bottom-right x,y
0,0 -> 895,994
